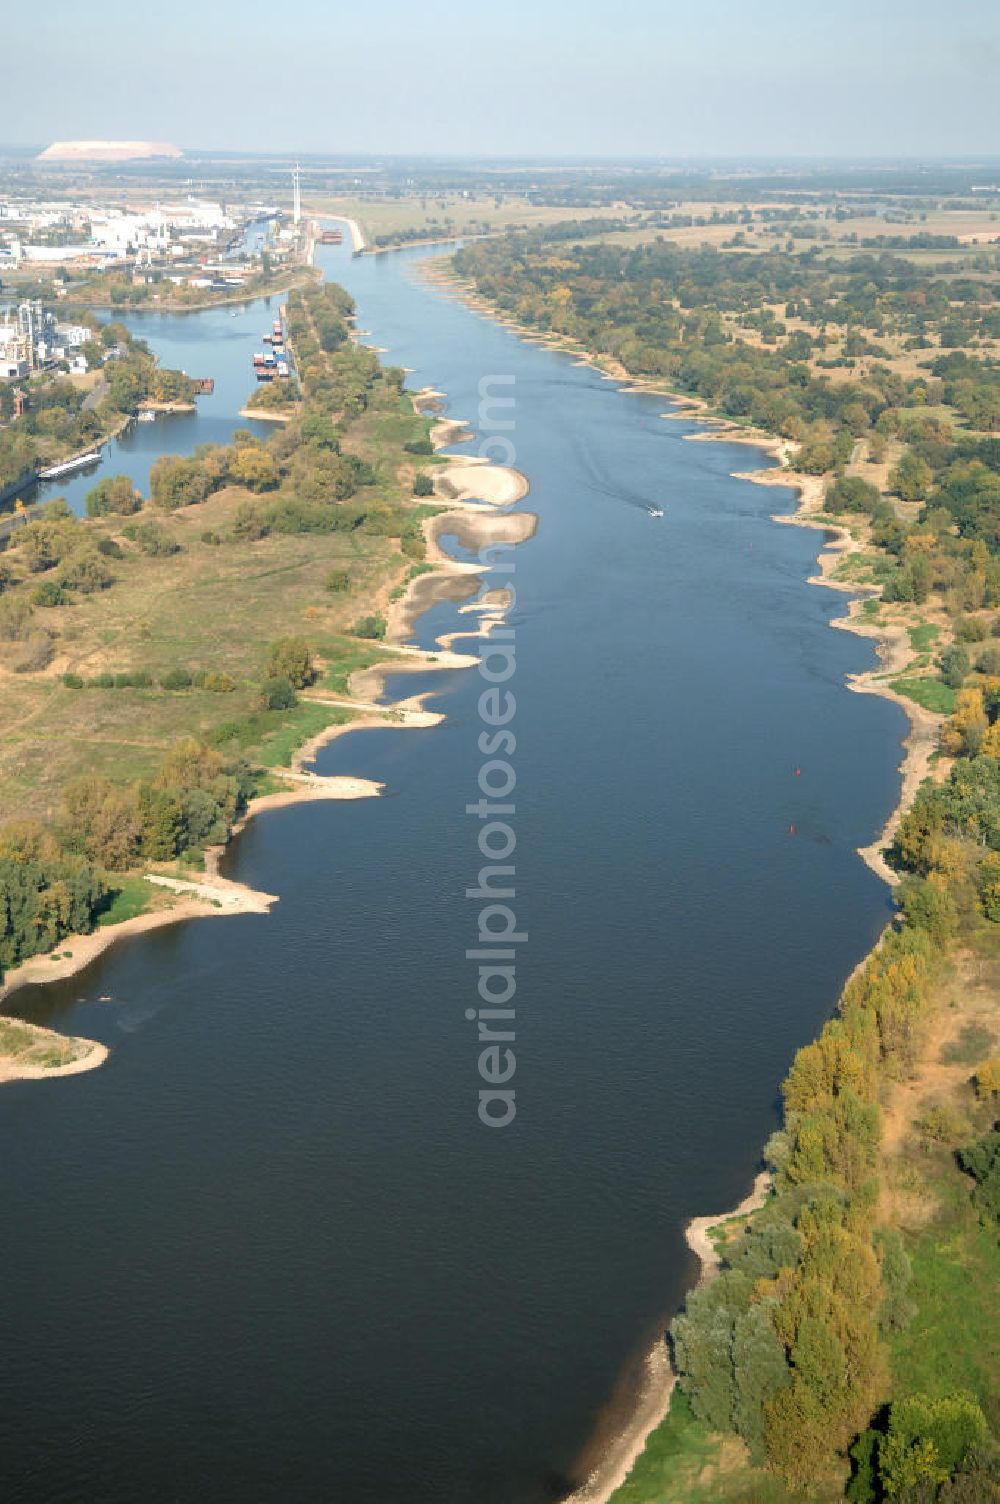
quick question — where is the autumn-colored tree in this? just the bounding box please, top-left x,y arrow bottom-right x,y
264,637 -> 315,689
229,443 -> 279,492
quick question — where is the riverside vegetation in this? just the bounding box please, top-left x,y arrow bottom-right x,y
0,315 -> 197,493
0,280 -> 443,1003
452,230 -> 1000,1500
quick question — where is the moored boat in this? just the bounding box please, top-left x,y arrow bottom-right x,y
38,450 -> 102,481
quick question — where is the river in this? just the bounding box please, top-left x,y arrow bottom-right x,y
30,296 -> 276,515
0,237 -> 907,1503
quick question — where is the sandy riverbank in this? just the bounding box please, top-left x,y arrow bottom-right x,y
433,238 -> 943,887
564,1171 -> 772,1504
423,258 -> 945,873
237,405 -> 293,424
419,254 -> 951,1504
434,456 -> 530,508
725,449 -> 945,886
0,767 -> 385,1023
0,1034 -> 109,1086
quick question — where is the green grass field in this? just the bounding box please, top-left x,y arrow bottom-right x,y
0,370 -> 435,824
889,676 -> 956,714
97,876 -> 156,926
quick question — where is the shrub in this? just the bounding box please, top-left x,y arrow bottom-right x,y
62,671 -> 84,689
325,569 -> 351,592
122,522 -> 180,557
0,597 -> 34,641
898,875 -> 956,946
916,1102 -> 971,1144
413,473 -> 435,497
195,670 -> 237,693
7,634 -> 54,673
232,502 -> 270,541
58,549 -> 113,594
353,614 -> 386,640
404,439 -> 434,455
160,667 -> 193,691
33,580 -> 67,607
973,1059 -> 1000,1100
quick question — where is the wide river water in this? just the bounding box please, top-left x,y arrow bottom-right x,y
0,238 -> 907,1503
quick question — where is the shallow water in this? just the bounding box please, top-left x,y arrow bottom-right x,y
0,240 -> 907,1503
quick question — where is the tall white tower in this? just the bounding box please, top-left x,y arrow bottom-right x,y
292,162 -> 302,227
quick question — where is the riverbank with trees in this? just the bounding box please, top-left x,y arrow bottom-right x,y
449,226 -> 1000,1502
0,279 -> 479,1070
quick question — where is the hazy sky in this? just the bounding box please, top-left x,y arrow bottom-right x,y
9,0 -> 999,158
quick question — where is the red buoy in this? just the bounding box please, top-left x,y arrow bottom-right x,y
789,824 -> 796,835
794,767 -> 801,777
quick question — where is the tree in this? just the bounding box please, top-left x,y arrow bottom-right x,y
879,1393 -> 989,1499
0,844 -> 105,975
150,455 -> 212,510
229,444 -> 279,492
826,476 -> 881,514
671,1277 -> 744,1433
264,637 -> 315,688
257,675 -> 297,711
956,1127 -> 1000,1225
86,474 -> 141,517
731,1304 -> 790,1458
891,451 -> 933,502
940,645 -> 971,689
300,414 -> 341,452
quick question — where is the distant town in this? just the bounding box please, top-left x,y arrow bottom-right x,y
0,188 -> 304,326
